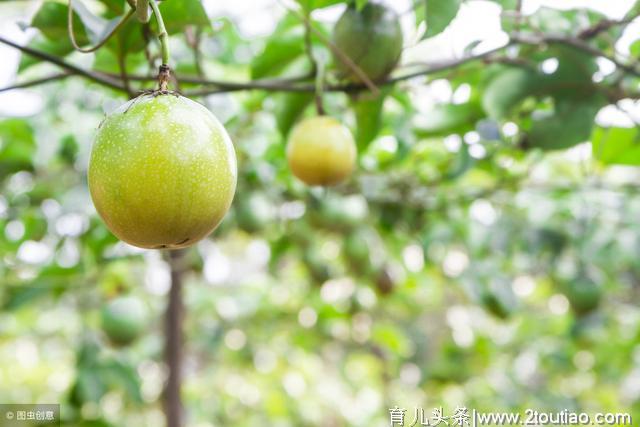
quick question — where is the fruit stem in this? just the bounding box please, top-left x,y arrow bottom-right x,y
314,59 -> 326,116
149,0 -> 170,90
136,0 -> 150,23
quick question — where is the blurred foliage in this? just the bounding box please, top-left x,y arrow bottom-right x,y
1,0 -> 640,426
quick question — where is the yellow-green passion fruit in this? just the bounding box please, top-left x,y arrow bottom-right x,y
88,94 -> 237,249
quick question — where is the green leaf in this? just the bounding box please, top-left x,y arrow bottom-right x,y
0,119 -> 36,177
158,0 -> 210,34
527,95 -> 605,150
482,67 -> 541,119
3,285 -> 51,311
3,266 -> 80,310
592,126 -> 640,165
355,0 -> 368,10
415,102 -> 484,136
490,0 -> 518,9
548,45 -> 598,88
425,0 -> 461,38
59,134 -> 79,165
93,45 -> 146,74
486,46 -> 603,150
99,0 -> 125,16
31,1 -> 88,44
275,92 -> 315,137
69,0 -> 121,46
19,36 -> 74,72
482,46 -> 603,149
352,89 -> 389,151
72,368 -> 107,404
630,39 -> 640,58
109,18 -> 146,55
297,0 -> 344,11
102,359 -> 143,403
415,1 -> 426,28
207,18 -> 246,64
446,142 -> 474,180
251,29 -> 306,79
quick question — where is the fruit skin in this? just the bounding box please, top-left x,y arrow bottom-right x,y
101,296 -> 148,346
332,2 -> 403,82
286,116 -> 356,186
88,94 -> 237,249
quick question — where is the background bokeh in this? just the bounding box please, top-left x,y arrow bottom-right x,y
1,0 -> 640,425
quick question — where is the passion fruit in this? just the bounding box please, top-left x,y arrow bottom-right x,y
286,116 -> 356,186
101,296 -> 148,345
88,94 -> 237,249
332,2 -> 403,82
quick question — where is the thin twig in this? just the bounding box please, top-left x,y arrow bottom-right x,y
0,72 -> 70,93
511,33 -> 640,77
3,32 -> 640,95
578,2 -> 640,40
278,0 -> 380,95
514,0 -> 523,34
0,36 -> 127,92
184,45 -> 515,96
67,0 -> 135,53
301,11 -> 325,114
186,26 -> 205,79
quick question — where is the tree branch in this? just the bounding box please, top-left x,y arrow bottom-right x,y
2,30 -> 639,97
511,33 -> 640,77
579,3 -> 640,39
0,36 -> 127,92
165,250 -> 186,427
0,72 -> 70,93
183,43 -> 513,97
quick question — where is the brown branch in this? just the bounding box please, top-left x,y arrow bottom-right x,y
165,250 -> 186,427
2,31 -> 640,97
182,43 -> 516,96
0,36 -> 127,92
0,72 -> 70,93
511,33 -> 640,77
579,4 -> 640,39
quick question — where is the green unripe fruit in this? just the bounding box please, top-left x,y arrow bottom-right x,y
344,230 -> 371,272
563,278 -> 601,315
88,94 -> 237,249
303,246 -> 330,285
101,296 -> 148,345
480,290 -> 512,319
332,2 -> 403,82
